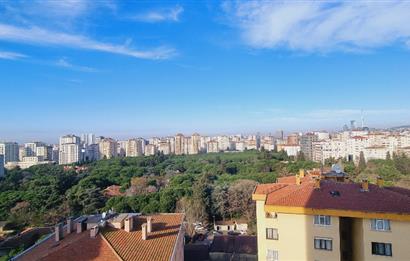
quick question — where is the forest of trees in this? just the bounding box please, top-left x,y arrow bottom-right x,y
1,150 -> 410,235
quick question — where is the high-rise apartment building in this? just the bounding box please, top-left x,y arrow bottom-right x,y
24,142 -> 45,157
175,133 -> 184,155
207,140 -> 219,153
300,133 -> 318,160
59,135 -> 81,165
81,133 -> 96,146
99,138 -> 117,159
287,133 -> 299,145
117,140 -> 127,157
125,139 -> 144,157
0,154 -> 4,177
144,144 -> 157,156
36,145 -> 52,161
190,133 -> 201,154
158,140 -> 171,155
0,142 -> 19,163
18,145 -> 26,161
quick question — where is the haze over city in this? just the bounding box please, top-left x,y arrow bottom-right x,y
1,1 -> 410,142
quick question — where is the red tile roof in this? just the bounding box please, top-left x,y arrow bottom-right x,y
102,214 -> 184,261
254,180 -> 410,215
16,213 -> 184,261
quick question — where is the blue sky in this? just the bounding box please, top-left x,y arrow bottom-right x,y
1,1 -> 410,143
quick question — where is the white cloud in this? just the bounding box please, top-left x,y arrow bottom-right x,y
132,5 -> 184,23
56,57 -> 97,72
0,23 -> 176,59
0,50 -> 27,60
224,1 -> 410,52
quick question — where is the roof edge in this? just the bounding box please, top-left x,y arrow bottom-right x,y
264,205 -> 410,222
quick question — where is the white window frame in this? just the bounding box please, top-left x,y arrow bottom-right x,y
314,237 -> 333,251
266,228 -> 279,240
371,219 -> 391,232
314,215 -> 331,226
266,249 -> 279,261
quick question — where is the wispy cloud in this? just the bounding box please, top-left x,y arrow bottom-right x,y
132,5 -> 184,23
0,23 -> 176,59
224,1 -> 410,52
56,57 -> 97,72
0,50 -> 27,60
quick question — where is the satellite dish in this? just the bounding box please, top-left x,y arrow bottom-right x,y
331,164 -> 342,174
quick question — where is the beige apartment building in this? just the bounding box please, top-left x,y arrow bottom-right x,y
253,170 -> 410,261
98,138 -> 117,159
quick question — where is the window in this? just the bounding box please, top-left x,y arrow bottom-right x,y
314,237 -> 332,251
371,219 -> 391,231
372,242 -> 392,256
266,228 -> 279,240
266,249 -> 279,261
314,215 -> 331,226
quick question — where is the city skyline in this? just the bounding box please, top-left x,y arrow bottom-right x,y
1,1 -> 410,141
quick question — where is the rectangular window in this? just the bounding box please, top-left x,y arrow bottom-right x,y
314,237 -> 332,251
372,242 -> 392,256
314,215 -> 331,226
266,249 -> 279,261
266,228 -> 279,240
371,219 -> 391,231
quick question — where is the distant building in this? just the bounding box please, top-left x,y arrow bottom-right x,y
144,144 -> 157,156
59,135 -> 81,165
81,133 -> 95,146
24,142 -> 45,157
287,133 -> 299,145
0,142 -> 19,163
0,155 -> 4,177
98,138 -> 117,159
125,138 -> 144,157
190,133 -> 201,154
36,145 -> 52,161
300,133 -> 318,160
207,140 -> 219,153
158,140 -> 171,155
175,133 -> 184,155
117,140 -> 127,157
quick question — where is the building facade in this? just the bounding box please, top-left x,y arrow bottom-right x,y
0,142 -> 19,163
253,171 -> 410,261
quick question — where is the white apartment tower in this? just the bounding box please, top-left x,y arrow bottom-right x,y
59,135 -> 81,165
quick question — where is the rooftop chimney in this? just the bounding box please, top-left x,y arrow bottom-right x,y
314,178 -> 321,189
67,217 -> 74,234
76,218 -> 87,234
90,225 -> 99,238
147,216 -> 152,233
299,169 -> 305,178
377,177 -> 384,188
142,223 -> 148,240
55,223 -> 64,242
296,175 -> 301,185
124,216 -> 134,232
361,179 -> 369,192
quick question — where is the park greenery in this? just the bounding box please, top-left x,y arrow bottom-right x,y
0,150 -> 410,235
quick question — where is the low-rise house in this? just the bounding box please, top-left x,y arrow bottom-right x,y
214,220 -> 248,234
12,213 -> 185,261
